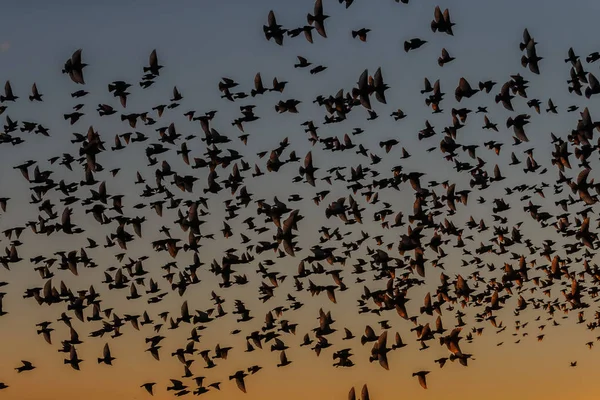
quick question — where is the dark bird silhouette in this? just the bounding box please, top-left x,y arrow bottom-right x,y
15,361 -> 35,373
352,28 -> 371,42
404,38 -> 427,52
431,6 -> 455,35
264,10 -> 287,46
62,49 -> 86,84
307,0 -> 329,38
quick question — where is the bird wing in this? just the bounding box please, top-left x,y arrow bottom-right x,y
149,49 -> 158,67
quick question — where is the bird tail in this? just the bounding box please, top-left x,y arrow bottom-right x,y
520,55 -> 529,68
352,30 -> 358,38
403,41 -> 410,52
307,13 -> 315,24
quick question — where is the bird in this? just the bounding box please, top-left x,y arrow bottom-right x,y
29,83 -> 43,101
143,49 -> 163,76
229,371 -> 248,393
1,81 -> 18,102
352,28 -> 371,42
15,361 -> 35,373
438,48 -> 455,66
98,343 -> 116,365
404,38 -> 427,52
431,6 -> 455,35
141,382 -> 156,395
62,49 -> 86,84
413,371 -> 430,389
307,0 -> 329,38
264,10 -> 287,45
348,384 -> 370,400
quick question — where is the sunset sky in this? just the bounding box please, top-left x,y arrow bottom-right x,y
1,1 -> 600,399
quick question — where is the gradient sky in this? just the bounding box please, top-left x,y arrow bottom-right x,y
2,1 -> 600,399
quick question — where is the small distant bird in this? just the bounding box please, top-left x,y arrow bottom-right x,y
546,98 -> 557,113
62,49 -> 87,84
438,48 -> 455,67
264,10 -> 287,45
98,343 -> 116,365
15,360 -> 35,373
29,83 -> 43,101
413,370 -> 430,389
229,370 -> 248,393
295,56 -> 312,68
521,38 -> 542,74
431,6 -> 455,35
141,382 -> 156,395
587,51 -> 600,63
391,109 -> 406,120
404,38 -> 427,52
1,81 -> 17,102
310,65 -> 327,75
143,49 -> 163,76
455,77 -> 479,102
352,28 -> 371,42
307,0 -> 329,38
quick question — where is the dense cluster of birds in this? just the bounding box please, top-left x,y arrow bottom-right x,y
3,0 -> 600,397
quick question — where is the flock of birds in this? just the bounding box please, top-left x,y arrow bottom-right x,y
3,0 -> 600,397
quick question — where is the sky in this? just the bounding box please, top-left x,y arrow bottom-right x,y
2,0 -> 600,399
